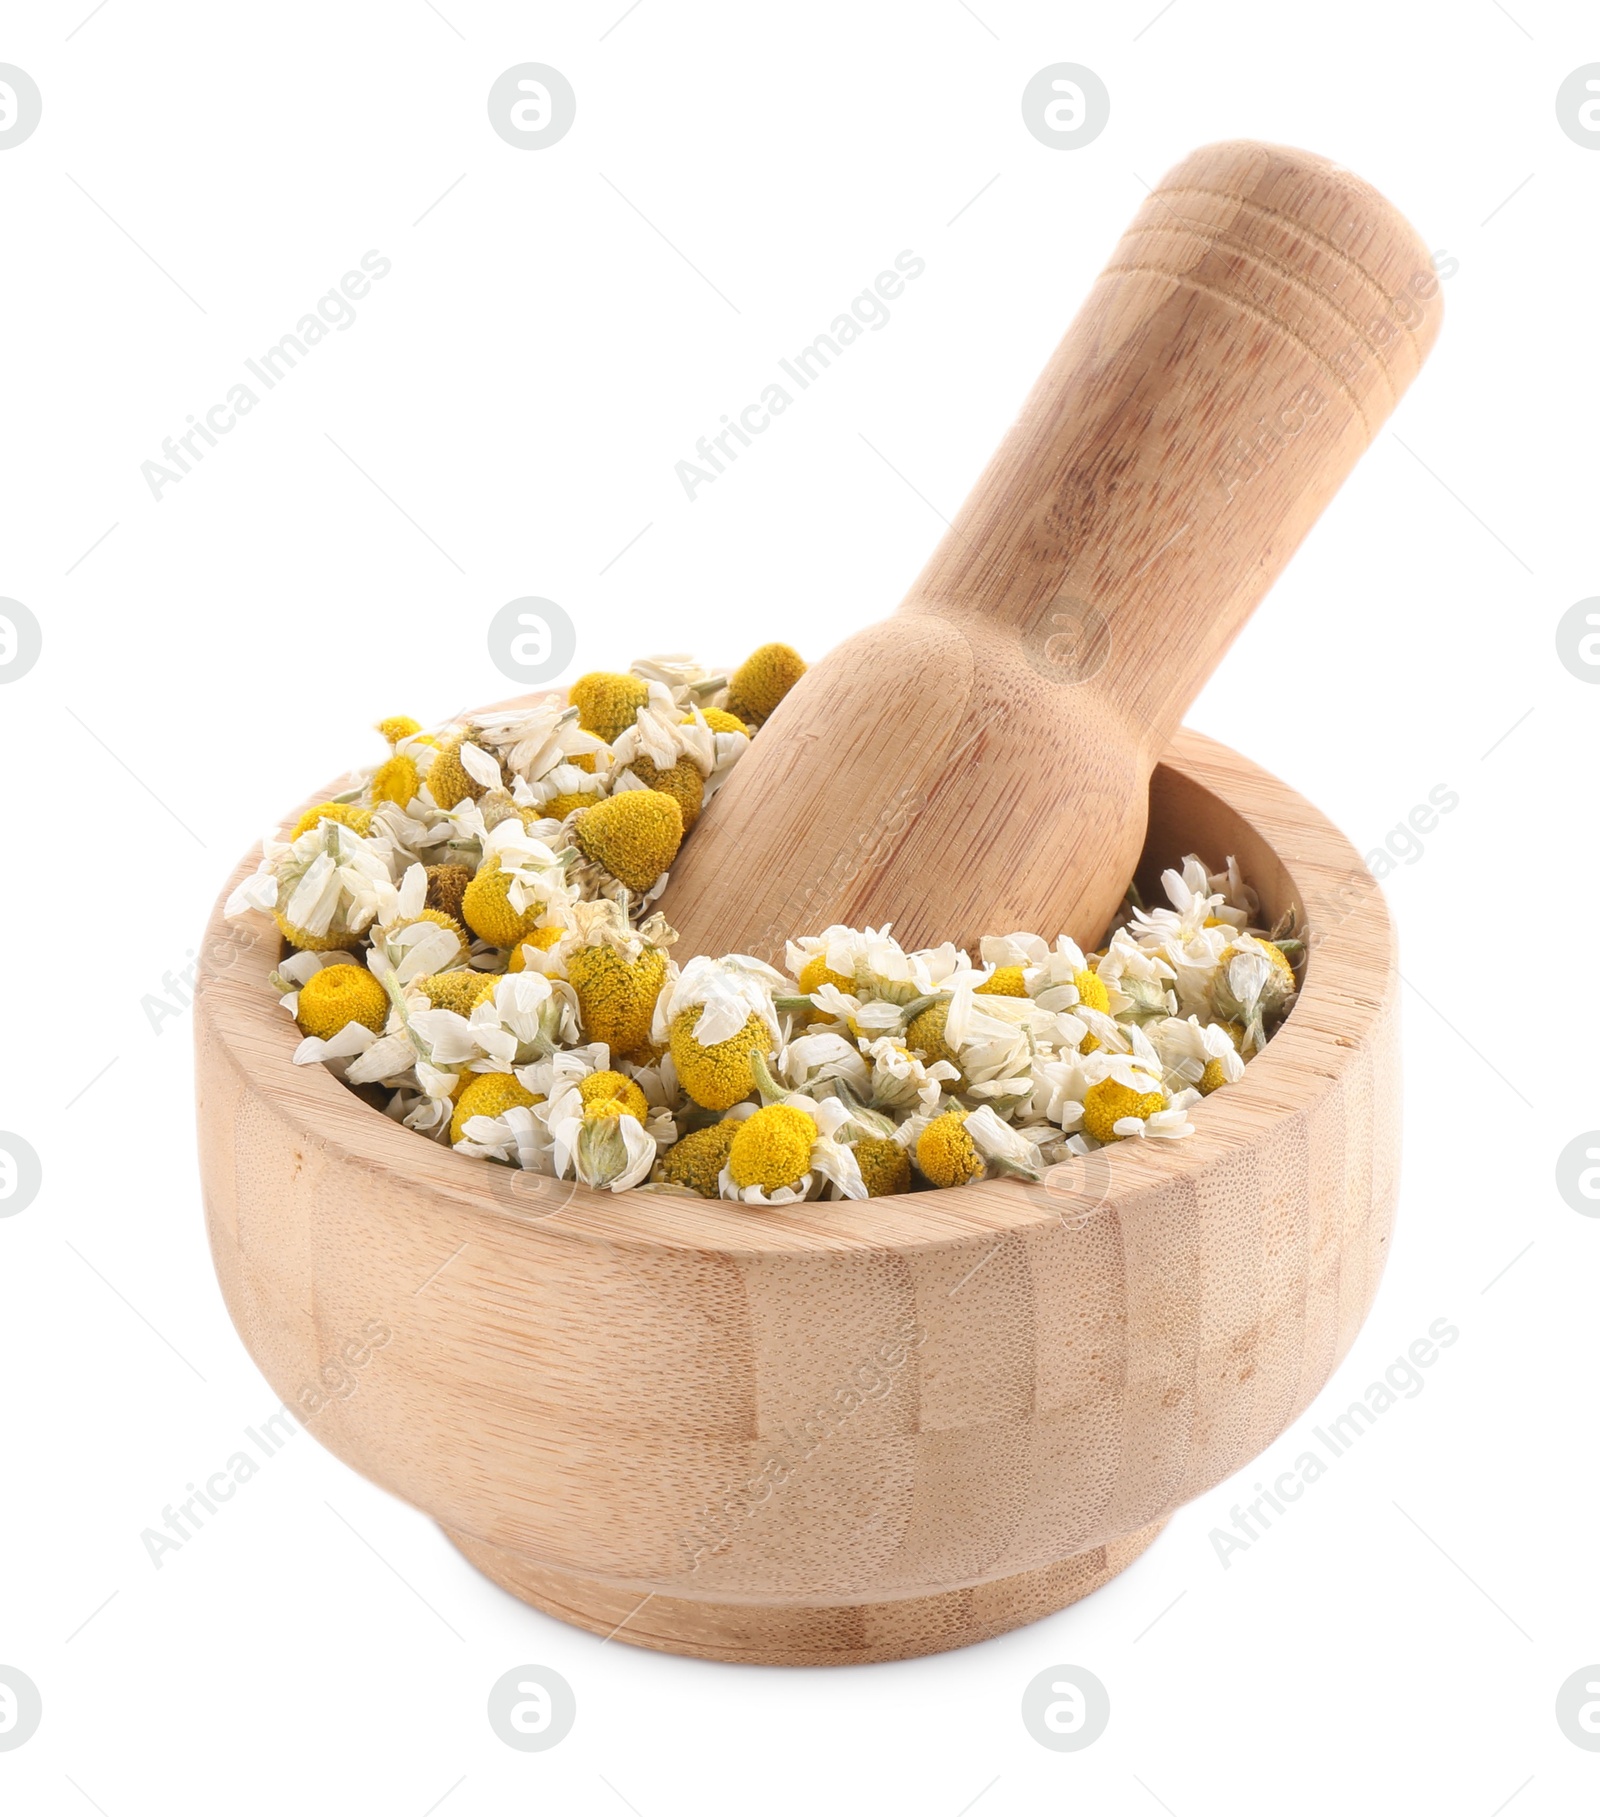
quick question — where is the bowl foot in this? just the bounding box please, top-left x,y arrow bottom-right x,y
440,1519 -> 1168,1666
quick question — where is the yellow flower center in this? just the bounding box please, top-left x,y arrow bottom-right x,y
728,1105 -> 815,1191
725,643 -> 806,725
462,857 -> 546,948
572,790 -> 684,891
1198,1058 -> 1228,1095
669,1006 -> 773,1111
295,965 -> 389,1041
450,1074 -> 542,1145
427,734 -> 497,810
1074,967 -> 1109,1013
579,1070 -> 648,1122
797,953 -> 855,995
916,1111 -> 985,1187
975,965 -> 1027,998
623,756 -> 704,831
905,1000 -> 963,1084
688,707 -> 749,735
291,801 -> 372,840
1081,1078 -> 1166,1144
853,1135 -> 911,1197
570,671 -> 650,743
659,1122 -> 738,1196
568,943 -> 667,1057
375,715 -> 422,745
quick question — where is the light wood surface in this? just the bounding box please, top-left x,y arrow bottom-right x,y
194,728 -> 1399,1665
656,140 -> 1441,963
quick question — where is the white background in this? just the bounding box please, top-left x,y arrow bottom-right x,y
1,1 -> 1594,1811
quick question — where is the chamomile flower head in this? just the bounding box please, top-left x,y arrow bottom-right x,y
425,731 -> 502,811
851,1134 -> 911,1197
461,820 -> 573,948
522,762 -> 608,824
725,642 -> 806,725
570,787 -> 684,896
376,715 -> 423,745
653,952 -> 782,1110
470,702 -> 609,786
450,1072 -> 542,1146
563,899 -> 673,1058
370,754 -> 421,808
423,863 -> 473,925
295,963 -> 390,1041
570,671 -> 651,744
658,1121 -> 740,1196
229,814 -> 399,952
915,1109 -> 985,1187
618,756 -> 704,831
1143,1015 -> 1246,1097
720,1095 -> 865,1204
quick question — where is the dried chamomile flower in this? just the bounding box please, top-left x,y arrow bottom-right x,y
915,1109 -> 985,1187
507,925 -> 568,972
725,642 -> 806,725
1094,928 -> 1178,1024
461,821 -> 573,948
522,762 -> 608,824
850,1134 -> 911,1197
229,815 -> 397,952
655,954 -> 786,1109
295,964 -> 390,1041
470,701 -> 608,786
857,1035 -> 958,1116
292,801 -> 373,840
451,1072 -> 542,1145
570,671 -> 650,744
1143,1015 -> 1246,1098
657,1121 -> 740,1197
570,1108 -> 659,1191
424,863 -> 473,924
1080,1078 -> 1169,1144
721,1097 -> 866,1204
570,788 -> 684,896
469,970 -> 582,1069
427,730 -> 505,810
562,900 -> 673,1059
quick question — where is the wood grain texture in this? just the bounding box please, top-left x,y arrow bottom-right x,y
656,140 -> 1442,963
194,728 -> 1399,1665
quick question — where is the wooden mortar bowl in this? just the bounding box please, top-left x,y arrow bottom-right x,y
195,727 -> 1397,1667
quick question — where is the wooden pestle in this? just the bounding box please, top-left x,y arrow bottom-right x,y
656,140 -> 1443,961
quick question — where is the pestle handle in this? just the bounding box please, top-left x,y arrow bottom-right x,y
909,138 -> 1442,752
657,141 -> 1443,962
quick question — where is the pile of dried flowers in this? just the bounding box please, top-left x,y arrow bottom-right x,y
226,643 -> 1301,1201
